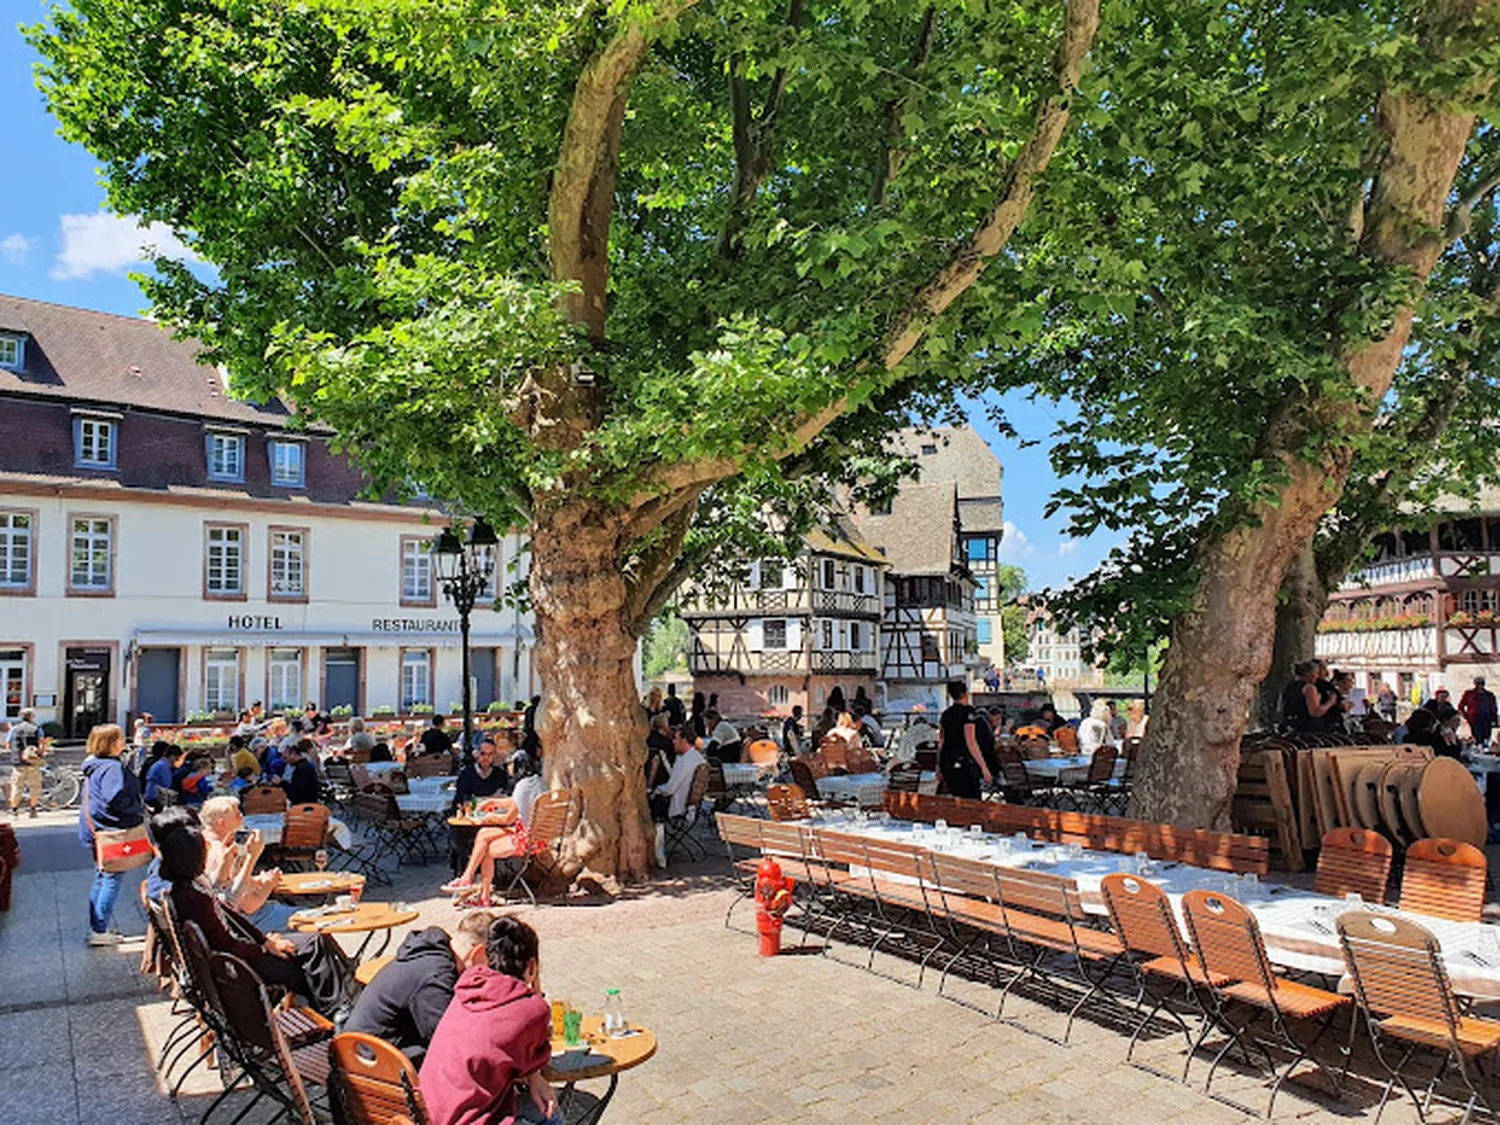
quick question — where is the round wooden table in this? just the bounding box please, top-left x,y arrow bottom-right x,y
274,871 -> 367,898
288,902 -> 420,960
544,1016 -> 657,1125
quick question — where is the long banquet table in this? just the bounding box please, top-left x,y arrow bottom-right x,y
809,813 -> 1500,999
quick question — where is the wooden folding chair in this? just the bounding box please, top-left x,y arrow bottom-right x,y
1054,726 -> 1080,755
1100,872 -> 1223,1078
1400,837 -> 1487,923
846,746 -> 880,775
273,803 -> 331,870
1338,910 -> 1500,1125
207,951 -> 319,1124
242,785 -> 289,815
493,789 -> 577,905
1315,827 -> 1393,904
327,1032 -> 432,1125
995,746 -> 1042,805
887,762 -> 922,795
788,759 -> 830,807
663,765 -> 711,863
765,783 -> 810,822
1182,890 -> 1351,1117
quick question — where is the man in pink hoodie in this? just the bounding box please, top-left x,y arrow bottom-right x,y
420,915 -> 560,1125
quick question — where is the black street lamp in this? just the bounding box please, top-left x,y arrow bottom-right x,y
434,518 -> 499,766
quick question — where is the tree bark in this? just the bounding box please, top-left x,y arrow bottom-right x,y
1130,18 -> 1491,828
530,500 -> 654,888
1250,541 -> 1328,729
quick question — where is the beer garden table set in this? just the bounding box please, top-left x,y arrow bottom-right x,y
804,810 -> 1500,1000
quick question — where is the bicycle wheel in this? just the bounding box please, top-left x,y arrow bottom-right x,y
45,768 -> 81,809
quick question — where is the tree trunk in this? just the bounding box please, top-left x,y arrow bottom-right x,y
529,500 -> 654,889
1131,39 -> 1486,827
1250,541 -> 1329,729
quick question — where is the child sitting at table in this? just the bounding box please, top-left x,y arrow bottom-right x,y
420,914 -> 560,1125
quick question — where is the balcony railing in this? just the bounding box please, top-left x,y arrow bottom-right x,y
811,650 -> 880,675
811,590 -> 881,618
1315,626 -> 1437,662
680,587 -> 811,616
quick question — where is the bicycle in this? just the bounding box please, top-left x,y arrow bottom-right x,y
40,763 -> 82,809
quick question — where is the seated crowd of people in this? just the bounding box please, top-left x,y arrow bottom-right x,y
140,803 -> 565,1125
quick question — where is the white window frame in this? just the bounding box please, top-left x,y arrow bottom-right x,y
400,650 -> 431,711
402,538 -> 434,604
204,649 -> 240,713
269,439 -> 307,487
269,530 -> 306,598
0,512 -> 32,589
206,431 -> 246,482
767,684 -> 789,707
267,649 -> 302,711
0,649 -> 28,721
74,416 -> 118,468
762,618 -> 789,651
0,334 -> 22,371
206,525 -> 245,596
69,516 -> 112,591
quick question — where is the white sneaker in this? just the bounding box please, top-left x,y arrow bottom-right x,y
86,931 -> 124,947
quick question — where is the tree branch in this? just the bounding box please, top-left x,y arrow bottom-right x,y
718,0 -> 805,258
870,6 -> 937,208
1446,167 -> 1500,241
549,1 -> 698,338
622,497 -> 702,635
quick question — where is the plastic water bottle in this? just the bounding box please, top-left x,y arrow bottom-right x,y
603,988 -> 624,1036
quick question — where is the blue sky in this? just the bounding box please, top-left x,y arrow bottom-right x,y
0,5 -> 1118,592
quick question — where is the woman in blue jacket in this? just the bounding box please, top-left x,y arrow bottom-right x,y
78,723 -> 145,945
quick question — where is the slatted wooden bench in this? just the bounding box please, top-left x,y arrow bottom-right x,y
883,791 -> 1269,875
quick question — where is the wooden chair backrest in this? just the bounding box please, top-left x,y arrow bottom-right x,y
327,1032 -> 432,1125
282,803 -> 331,851
209,952 -> 316,1122
178,918 -> 230,1031
887,763 -> 922,794
788,758 -> 821,797
1085,746 -> 1117,784
1314,827 -> 1393,903
1019,735 -> 1052,760
349,763 -> 372,788
405,756 -> 451,778
766,783 -> 810,822
995,746 -> 1032,789
350,791 -> 397,824
324,760 -> 354,786
347,746 -> 372,764
682,763 -> 711,816
882,790 -> 1269,874
845,747 -> 879,775
1181,890 -> 1277,998
1122,737 -> 1142,762
758,820 -> 811,864
914,748 -> 939,773
1399,836 -> 1487,923
995,866 -> 1084,923
714,813 -> 763,851
527,790 -> 576,850
928,850 -> 1002,904
816,740 -> 848,774
1054,726 -> 1079,754
746,739 -> 781,766
1337,911 -> 1458,1030
1100,872 -> 1189,962
243,785 -> 288,815
705,757 -> 728,799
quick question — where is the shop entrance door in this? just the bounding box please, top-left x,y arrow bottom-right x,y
64,647 -> 111,737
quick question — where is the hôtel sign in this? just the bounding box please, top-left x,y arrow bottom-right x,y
226,615 -> 461,633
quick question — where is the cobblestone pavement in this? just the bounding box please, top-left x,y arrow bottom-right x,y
0,809 -> 1483,1124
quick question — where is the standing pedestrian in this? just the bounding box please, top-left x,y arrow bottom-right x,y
7,709 -> 45,818
78,723 -> 146,945
1460,676 -> 1498,747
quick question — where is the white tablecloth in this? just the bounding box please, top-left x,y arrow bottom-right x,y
364,762 -> 405,777
242,812 -> 353,850
723,763 -> 774,788
1024,756 -> 1128,783
405,776 -> 455,796
821,816 -> 1500,999
395,793 -> 452,814
816,772 -> 890,807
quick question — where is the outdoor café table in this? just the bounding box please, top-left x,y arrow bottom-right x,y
273,871 -> 366,899
1023,755 -> 1128,784
363,761 -> 405,778
405,776 -> 455,795
396,790 -> 454,815
721,762 -> 771,789
545,1015 -> 657,1125
288,902 -> 420,961
815,771 -> 890,807
1462,748 -> 1500,795
821,816 -> 1500,999
241,812 -> 354,850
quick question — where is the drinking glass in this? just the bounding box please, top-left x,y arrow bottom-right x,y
562,1002 -> 584,1048
1134,851 -> 1151,876
1067,842 -> 1083,861
551,999 -> 567,1040
968,824 -> 982,836
1344,891 -> 1365,908
314,848 -> 329,873
1014,832 -> 1029,848
1482,926 -> 1500,963
935,819 -> 948,834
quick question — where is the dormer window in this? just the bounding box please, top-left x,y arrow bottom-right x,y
0,334 -> 23,371
73,413 -> 119,469
206,430 -> 246,482
270,438 -> 306,487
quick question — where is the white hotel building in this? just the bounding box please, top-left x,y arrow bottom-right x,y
0,294 -> 535,735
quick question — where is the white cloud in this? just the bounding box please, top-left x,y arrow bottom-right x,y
50,211 -> 196,281
0,234 -> 33,265
998,519 -> 1036,562
1058,538 -> 1080,558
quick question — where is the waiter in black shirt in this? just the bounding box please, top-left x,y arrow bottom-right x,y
938,681 -> 993,800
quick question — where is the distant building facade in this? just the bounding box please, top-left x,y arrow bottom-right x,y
0,294 -> 535,734
679,520 -> 886,717
1023,606 -> 1104,689
1314,505 -> 1500,700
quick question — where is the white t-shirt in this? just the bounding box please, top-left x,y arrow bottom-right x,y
512,774 -> 545,827
656,747 -> 707,819
1078,717 -> 1114,755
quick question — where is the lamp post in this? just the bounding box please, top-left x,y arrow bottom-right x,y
434,518 -> 499,767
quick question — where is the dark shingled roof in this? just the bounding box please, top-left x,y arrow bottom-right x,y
852,481 -> 962,576
890,425 -> 1004,533
0,293 -> 293,425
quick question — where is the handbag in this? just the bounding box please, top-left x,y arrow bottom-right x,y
82,763 -> 152,873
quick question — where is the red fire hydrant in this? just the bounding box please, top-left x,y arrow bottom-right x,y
754,857 -> 795,957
